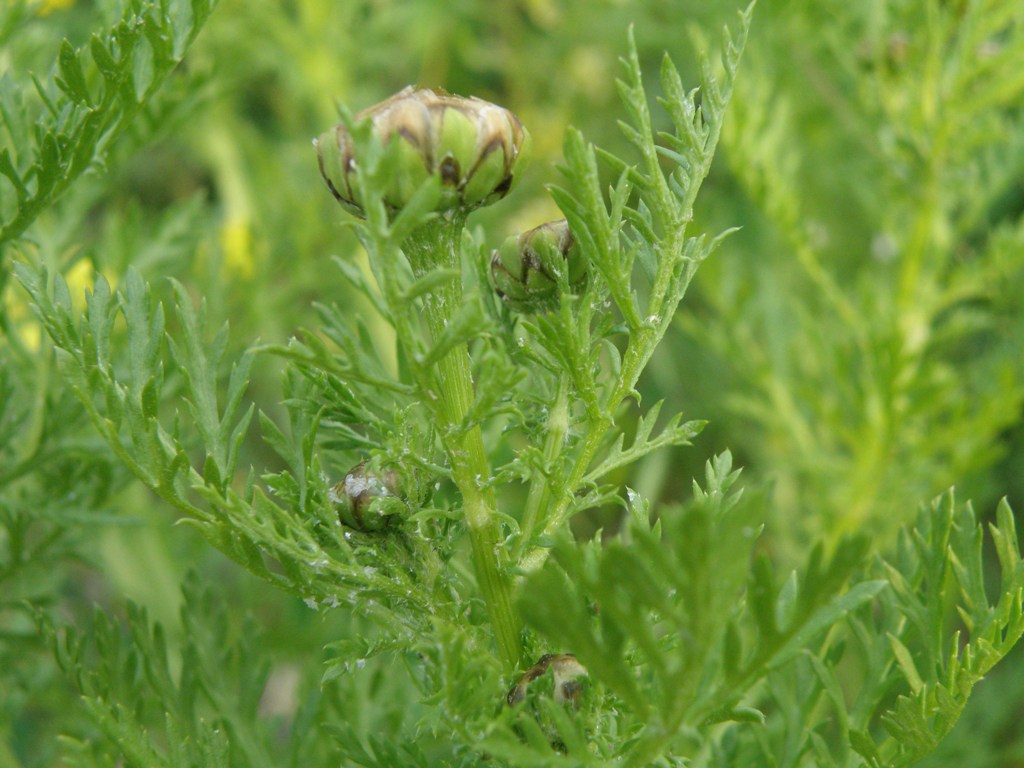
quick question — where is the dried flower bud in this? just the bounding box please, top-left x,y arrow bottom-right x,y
489,220 -> 586,312
329,462 -> 404,532
506,653 -> 589,709
315,87 -> 528,215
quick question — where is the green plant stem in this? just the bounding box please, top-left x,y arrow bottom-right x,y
517,373 -> 570,548
519,258 -> 699,573
403,215 -> 522,672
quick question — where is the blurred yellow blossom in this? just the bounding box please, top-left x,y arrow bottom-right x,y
64,257 -> 96,306
514,106 -> 567,166
3,254 -> 103,352
219,215 -> 255,279
4,286 -> 41,351
521,0 -> 560,28
203,120 -> 257,279
37,0 -> 76,15
568,46 -> 613,103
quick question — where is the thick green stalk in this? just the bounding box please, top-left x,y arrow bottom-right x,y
404,216 -> 522,671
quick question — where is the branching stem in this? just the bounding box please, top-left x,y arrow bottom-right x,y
403,216 -> 522,672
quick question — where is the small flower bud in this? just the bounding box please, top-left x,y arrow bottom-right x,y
489,220 -> 586,312
506,653 -> 590,751
315,87 -> 528,215
506,653 -> 589,709
330,462 -> 404,532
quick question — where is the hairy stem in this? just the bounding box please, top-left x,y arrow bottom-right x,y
404,216 -> 522,671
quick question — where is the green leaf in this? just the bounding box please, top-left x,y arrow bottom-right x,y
583,400 -> 706,485
887,633 -> 924,694
56,39 -> 91,105
991,498 -> 1022,597
0,0 -> 221,246
120,267 -> 165,398
89,34 -> 119,85
0,148 -> 28,199
703,705 -> 765,725
767,581 -> 888,673
849,729 -> 881,764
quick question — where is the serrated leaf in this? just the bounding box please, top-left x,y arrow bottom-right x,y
1,1 -> 220,246
121,267 -> 164,396
583,402 -> 705,485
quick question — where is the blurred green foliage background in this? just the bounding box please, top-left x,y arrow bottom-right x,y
3,0 -> 1024,764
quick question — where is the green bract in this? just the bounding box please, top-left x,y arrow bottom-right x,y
489,220 -> 586,312
315,87 -> 529,214
329,462 -> 405,532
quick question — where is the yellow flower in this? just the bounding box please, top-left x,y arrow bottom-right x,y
4,286 -> 41,351
202,120 -> 257,279
2,255 -> 106,352
219,216 -> 255,279
64,258 -> 96,307
37,0 -> 76,15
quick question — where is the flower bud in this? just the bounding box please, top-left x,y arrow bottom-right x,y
330,462 -> 404,532
489,220 -> 586,312
315,87 -> 528,215
505,653 -> 590,751
506,653 -> 589,709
